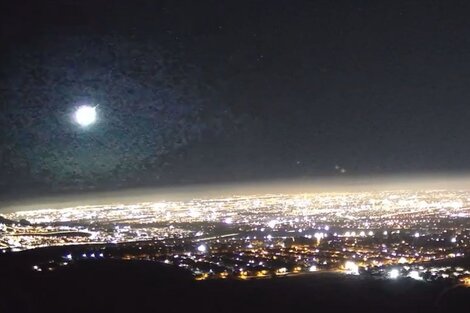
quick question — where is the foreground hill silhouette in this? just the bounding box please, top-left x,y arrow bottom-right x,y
1,250 -> 469,313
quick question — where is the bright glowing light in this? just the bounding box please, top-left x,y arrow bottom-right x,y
267,220 -> 277,228
224,217 -> 233,224
309,265 -> 317,272
451,237 -> 457,243
314,232 -> 324,241
414,232 -> 420,238
197,244 -> 207,253
462,277 -> 470,286
408,270 -> 422,280
344,261 -> 359,275
389,268 -> 400,279
398,257 -> 408,264
74,105 -> 96,127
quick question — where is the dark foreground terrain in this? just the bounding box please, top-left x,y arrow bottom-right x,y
0,250 -> 469,313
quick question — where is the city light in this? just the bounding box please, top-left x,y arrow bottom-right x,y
267,220 -> 277,228
345,261 -> 359,275
408,271 -> 422,280
197,244 -> 207,253
2,189 -> 470,283
389,269 -> 400,279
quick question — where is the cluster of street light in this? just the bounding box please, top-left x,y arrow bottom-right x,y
1,189 -> 470,286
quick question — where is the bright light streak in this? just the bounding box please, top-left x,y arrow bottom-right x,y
74,105 -> 96,127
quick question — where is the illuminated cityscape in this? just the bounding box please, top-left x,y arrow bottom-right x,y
1,189 -> 470,287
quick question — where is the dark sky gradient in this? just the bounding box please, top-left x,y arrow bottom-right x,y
2,0 -> 470,197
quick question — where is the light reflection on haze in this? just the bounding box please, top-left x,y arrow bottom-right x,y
1,173 -> 470,213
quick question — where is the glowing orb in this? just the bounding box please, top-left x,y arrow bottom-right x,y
74,105 -> 96,127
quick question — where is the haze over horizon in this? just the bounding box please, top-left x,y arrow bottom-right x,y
2,173 -> 470,213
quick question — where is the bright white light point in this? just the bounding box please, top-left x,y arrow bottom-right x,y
74,105 -> 96,127
414,232 -> 420,238
451,237 -> 457,243
408,271 -> 421,280
314,232 -> 324,241
309,265 -> 317,272
267,220 -> 277,228
389,269 -> 400,279
398,257 -> 407,264
224,217 -> 233,224
197,244 -> 207,253
344,261 -> 359,275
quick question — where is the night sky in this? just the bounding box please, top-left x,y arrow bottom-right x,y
2,0 -> 470,197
